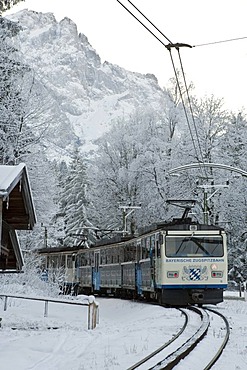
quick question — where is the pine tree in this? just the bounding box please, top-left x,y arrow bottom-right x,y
60,150 -> 92,247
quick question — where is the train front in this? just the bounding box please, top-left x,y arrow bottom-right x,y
157,223 -> 227,306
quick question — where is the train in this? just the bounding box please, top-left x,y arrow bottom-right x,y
38,211 -> 228,306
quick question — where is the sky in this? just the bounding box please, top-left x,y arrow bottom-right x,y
5,0 -> 247,112
0,290 -> 246,369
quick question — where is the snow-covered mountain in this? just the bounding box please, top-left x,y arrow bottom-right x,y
6,9 -> 168,157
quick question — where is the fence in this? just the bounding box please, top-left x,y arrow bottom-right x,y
0,294 -> 99,330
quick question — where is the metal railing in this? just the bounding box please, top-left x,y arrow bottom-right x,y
0,293 -> 99,330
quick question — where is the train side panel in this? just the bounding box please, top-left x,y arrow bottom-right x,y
100,264 -> 122,289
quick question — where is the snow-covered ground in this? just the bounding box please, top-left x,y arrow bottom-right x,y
0,291 -> 246,370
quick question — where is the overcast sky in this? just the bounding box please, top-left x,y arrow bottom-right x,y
6,0 -> 247,111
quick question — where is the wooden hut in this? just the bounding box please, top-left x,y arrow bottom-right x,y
0,163 -> 36,272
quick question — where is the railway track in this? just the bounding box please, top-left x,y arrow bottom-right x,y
127,306 -> 230,370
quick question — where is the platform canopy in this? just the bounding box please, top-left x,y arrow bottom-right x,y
0,163 -> 36,272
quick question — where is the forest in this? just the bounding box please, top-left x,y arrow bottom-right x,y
1,1 -> 247,284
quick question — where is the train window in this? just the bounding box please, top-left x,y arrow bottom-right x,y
136,241 -> 141,261
94,251 -> 100,271
117,245 -> 123,263
67,255 -> 73,268
78,252 -> 84,266
79,252 -> 87,266
156,239 -> 161,258
100,250 -> 105,265
51,256 -> 58,268
90,252 -> 94,265
140,238 -> 149,259
141,239 -> 145,259
124,243 -> 136,262
146,237 -> 150,250
159,233 -> 163,244
111,248 -> 116,264
60,255 -> 66,267
165,235 -> 224,258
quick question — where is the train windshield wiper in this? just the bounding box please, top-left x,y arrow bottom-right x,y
175,237 -> 210,256
193,237 -> 210,256
175,237 -> 193,255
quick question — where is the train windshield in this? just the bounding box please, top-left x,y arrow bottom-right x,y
165,235 -> 224,258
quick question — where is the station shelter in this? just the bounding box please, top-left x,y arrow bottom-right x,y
0,163 -> 36,273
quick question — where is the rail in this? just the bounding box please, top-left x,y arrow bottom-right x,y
127,307 -> 189,370
203,307 -> 230,370
0,293 -> 99,330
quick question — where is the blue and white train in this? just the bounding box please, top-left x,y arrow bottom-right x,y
38,216 -> 228,306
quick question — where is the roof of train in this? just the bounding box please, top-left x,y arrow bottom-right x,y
137,217 -> 224,235
38,245 -> 83,254
38,218 -> 224,254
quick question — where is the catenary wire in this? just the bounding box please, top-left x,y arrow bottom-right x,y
116,0 -> 168,48
116,0 -> 208,179
127,0 -> 173,44
168,50 -> 201,163
177,49 -> 206,171
193,36 -> 247,47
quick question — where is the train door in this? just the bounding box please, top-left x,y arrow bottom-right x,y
93,250 -> 100,291
150,235 -> 156,288
136,240 -> 142,295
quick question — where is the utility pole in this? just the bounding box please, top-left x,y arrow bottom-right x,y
197,182 -> 229,224
168,162 -> 247,224
119,204 -> 141,235
41,223 -> 48,248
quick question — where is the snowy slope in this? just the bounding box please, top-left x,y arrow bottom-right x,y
6,10 -> 168,155
0,293 -> 246,370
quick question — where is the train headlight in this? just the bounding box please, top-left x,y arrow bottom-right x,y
167,271 -> 179,278
211,263 -> 218,270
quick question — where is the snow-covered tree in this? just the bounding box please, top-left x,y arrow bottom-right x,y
59,150 -> 92,247
17,146 -> 60,251
0,17 -> 30,164
191,95 -> 230,163
216,111 -> 247,278
88,116 -> 143,231
88,108 -> 186,231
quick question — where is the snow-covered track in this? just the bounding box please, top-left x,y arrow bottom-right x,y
154,307 -> 230,370
127,306 -> 208,370
199,307 -> 230,370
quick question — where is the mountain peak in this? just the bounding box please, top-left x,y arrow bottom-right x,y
5,9 -> 167,158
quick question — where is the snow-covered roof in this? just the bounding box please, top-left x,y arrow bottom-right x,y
0,163 -> 36,229
0,163 -> 25,196
0,163 -> 36,272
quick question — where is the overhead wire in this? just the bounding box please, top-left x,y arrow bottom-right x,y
167,51 -> 201,163
176,49 -> 205,166
115,0 -> 168,48
116,0 -> 208,179
126,0 -> 172,44
128,0 -> 208,174
193,36 -> 247,48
